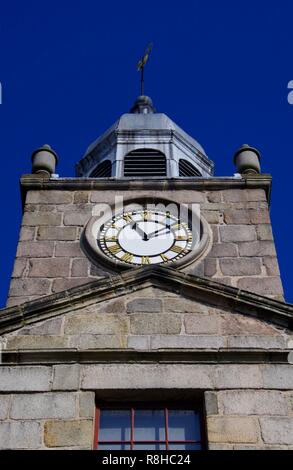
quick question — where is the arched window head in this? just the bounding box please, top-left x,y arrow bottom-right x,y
90,160 -> 112,178
179,159 -> 202,177
124,149 -> 166,177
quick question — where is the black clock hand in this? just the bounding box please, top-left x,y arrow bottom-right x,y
147,225 -> 171,239
132,222 -> 148,241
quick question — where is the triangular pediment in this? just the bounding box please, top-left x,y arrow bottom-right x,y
0,266 -> 292,337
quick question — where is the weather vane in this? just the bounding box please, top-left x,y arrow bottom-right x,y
137,43 -> 153,96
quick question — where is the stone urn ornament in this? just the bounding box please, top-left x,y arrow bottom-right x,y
234,144 -> 261,174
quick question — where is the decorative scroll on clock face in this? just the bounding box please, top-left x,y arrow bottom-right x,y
99,210 -> 193,266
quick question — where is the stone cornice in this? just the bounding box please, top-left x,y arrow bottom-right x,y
1,349 -> 290,365
0,265 -> 292,335
20,173 -> 272,207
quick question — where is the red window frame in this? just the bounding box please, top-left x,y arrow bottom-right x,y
93,402 -> 206,450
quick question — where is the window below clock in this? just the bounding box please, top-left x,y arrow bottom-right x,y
93,403 -> 205,450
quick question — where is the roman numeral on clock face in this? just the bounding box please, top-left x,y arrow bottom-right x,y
104,236 -> 118,242
121,252 -> 133,262
123,213 -> 133,223
170,245 -> 184,254
160,253 -> 169,262
141,256 -> 150,264
108,244 -> 121,254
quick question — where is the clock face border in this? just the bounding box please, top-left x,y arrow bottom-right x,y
81,203 -> 212,270
99,209 -> 193,266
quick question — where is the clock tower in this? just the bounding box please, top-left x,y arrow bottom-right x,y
0,95 -> 292,450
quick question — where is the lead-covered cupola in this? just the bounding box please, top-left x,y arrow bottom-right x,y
75,95 -> 214,178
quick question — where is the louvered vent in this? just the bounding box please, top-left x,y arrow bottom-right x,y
179,159 -> 202,177
124,149 -> 166,177
90,160 -> 112,177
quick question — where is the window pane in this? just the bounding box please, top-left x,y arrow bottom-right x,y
168,410 -> 201,441
134,443 -> 166,450
98,444 -> 130,450
169,443 -> 202,450
134,410 -> 165,441
99,410 -> 131,441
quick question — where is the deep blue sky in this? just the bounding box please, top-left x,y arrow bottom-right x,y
0,0 -> 292,306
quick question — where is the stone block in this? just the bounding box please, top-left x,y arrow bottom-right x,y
207,416 -> 258,443
20,317 -> 63,336
0,396 -> 10,419
6,335 -> 68,350
220,391 -> 288,416
209,243 -> 238,258
260,418 -> 293,445
55,242 -> 84,257
222,189 -> 248,202
0,421 -> 42,449
22,212 -> 62,226
184,314 -> 219,334
64,312 -> 128,335
9,278 -> 51,296
126,298 -> 162,313
227,335 -> 286,349
163,298 -> 209,313
0,366 -> 52,391
79,392 -> 95,418
52,365 -> 80,390
263,257 -> 280,276
19,226 -> 35,241
29,258 -> 70,277
44,420 -> 93,448
37,226 -> 77,241
206,191 -> 222,203
130,313 -> 181,335
237,277 -> 283,296
210,225 -> 219,243
11,258 -> 27,277
246,189 -> 267,202
68,334 -> 126,349
52,278 -> 90,293
220,314 -> 278,336
10,392 -> 76,419
151,335 -> 225,349
224,210 -> 250,225
74,191 -> 89,203
249,210 -> 270,224
16,241 -> 54,258
220,258 -> 262,276
238,241 -> 276,257
202,211 -> 222,224
63,211 -> 91,226
81,364 -> 214,390
127,336 -> 150,350
71,258 -> 90,277
204,258 -> 217,277
95,298 -> 126,314
26,190 -> 73,204
220,225 -> 256,243
204,391 -> 218,415
256,224 -> 273,240
214,365 -> 263,388
262,365 -> 293,389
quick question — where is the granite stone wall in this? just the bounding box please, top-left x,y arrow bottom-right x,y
7,187 -> 283,306
0,287 -> 292,449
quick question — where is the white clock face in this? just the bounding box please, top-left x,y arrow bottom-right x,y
99,210 -> 193,266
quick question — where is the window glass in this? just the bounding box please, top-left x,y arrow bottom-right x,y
134,410 -> 165,441
168,410 -> 200,441
99,410 -> 131,442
